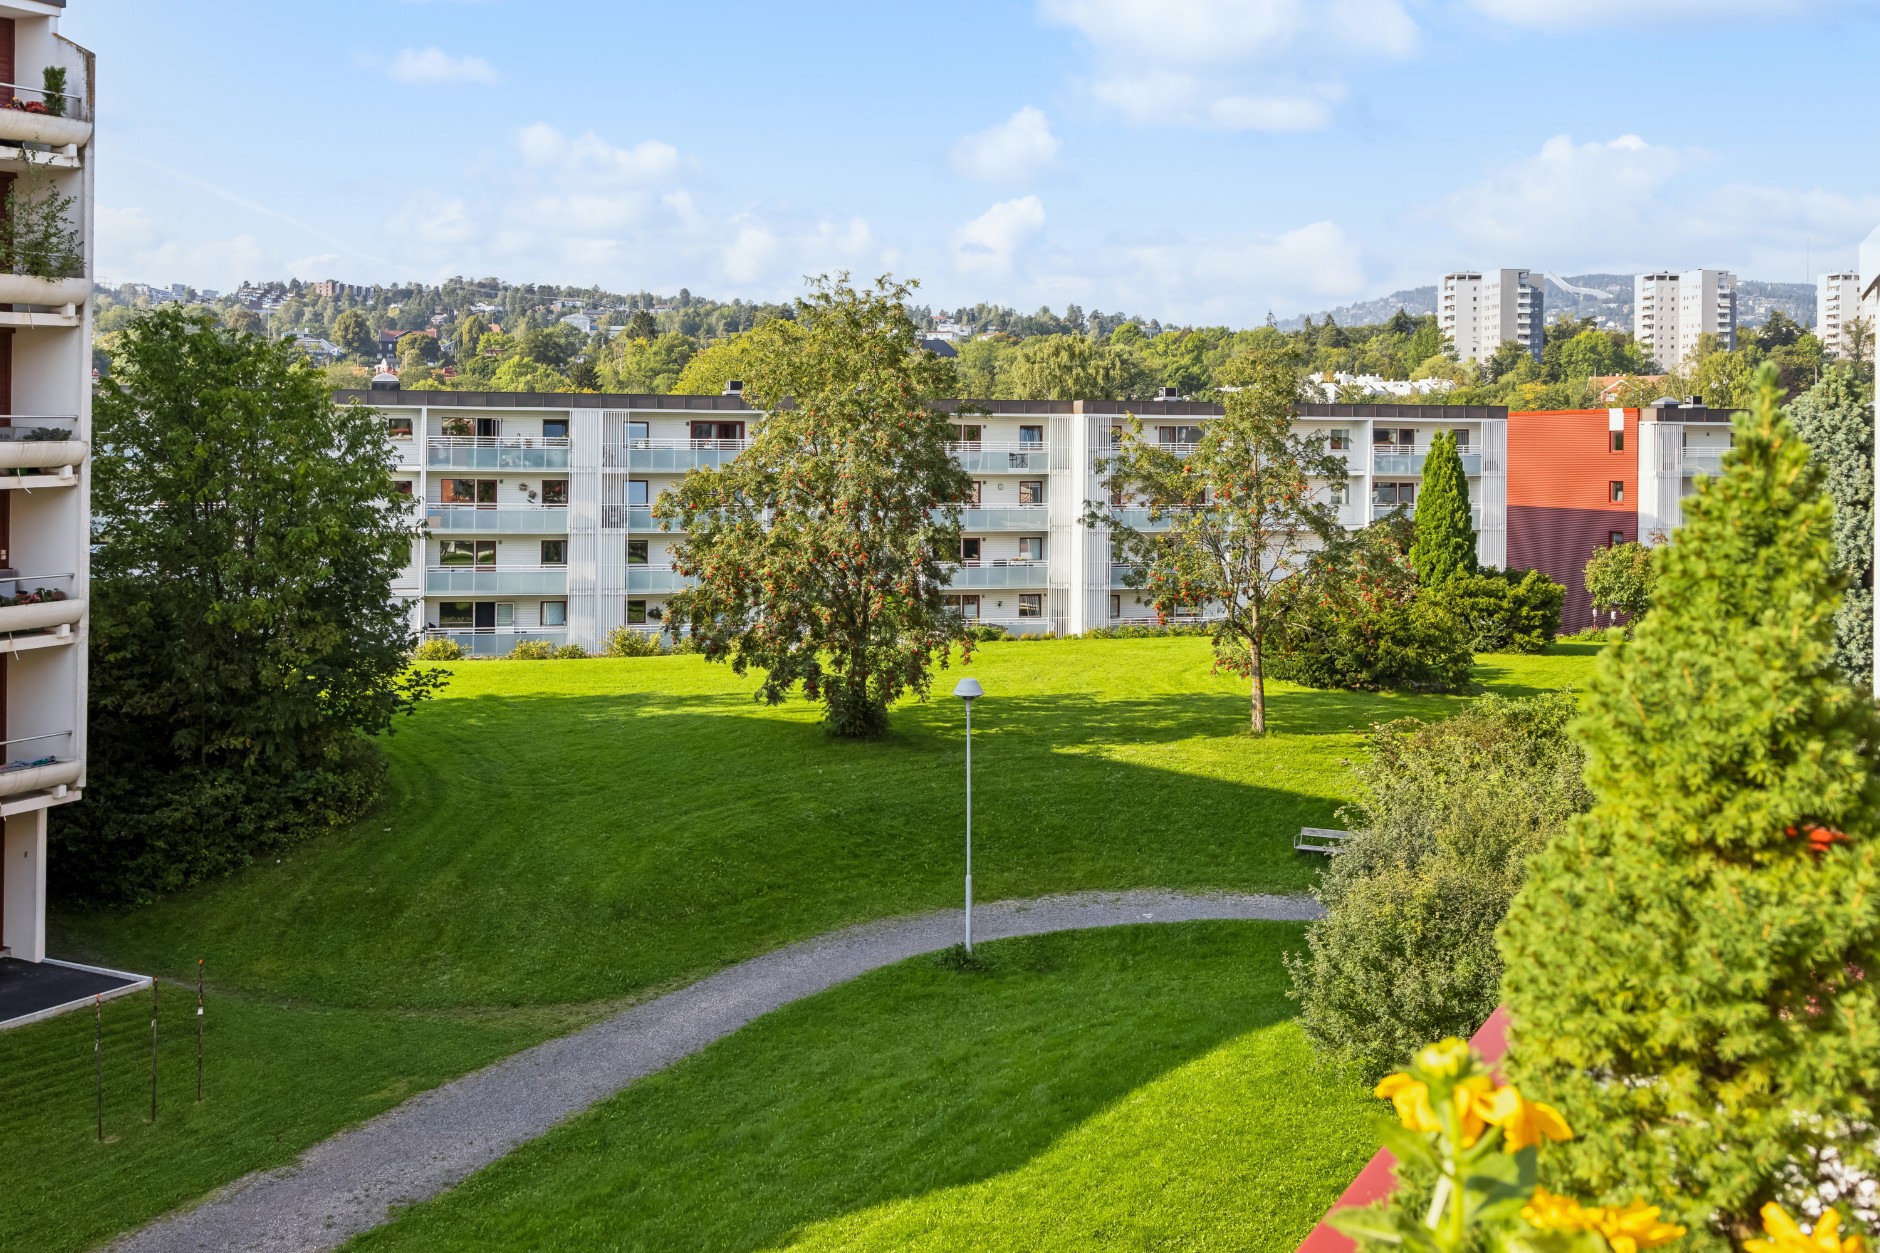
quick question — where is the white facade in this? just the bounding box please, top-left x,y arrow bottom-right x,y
0,4 -> 95,965
1441,270 -> 1541,364
1633,400 -> 1736,545
355,393 -> 1509,651
1633,273 -> 1680,369
1631,269 -> 1737,370
1817,271 -> 1864,358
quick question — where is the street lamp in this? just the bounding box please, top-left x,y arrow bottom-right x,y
953,677 -> 983,953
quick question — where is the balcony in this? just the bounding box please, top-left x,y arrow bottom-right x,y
948,560 -> 1048,590
1110,563 -> 1140,587
1372,450 -> 1484,476
423,630 -> 568,658
0,273 -> 89,310
1682,447 -> 1728,476
603,504 -> 658,530
0,572 -> 82,641
970,615 -> 1063,637
1372,503 -> 1486,528
424,567 -> 569,596
426,437 -> 571,471
950,442 -> 1047,473
1108,506 -> 1180,531
0,730 -> 81,800
0,84 -> 91,151
957,505 -> 1051,530
607,439 -> 749,472
0,418 -> 85,478
626,565 -> 693,593
424,504 -> 569,534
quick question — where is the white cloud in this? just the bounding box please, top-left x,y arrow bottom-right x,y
386,47 -> 500,86
1466,0 -> 1858,28
954,197 -> 1048,278
950,108 -> 1060,182
1040,0 -> 1415,130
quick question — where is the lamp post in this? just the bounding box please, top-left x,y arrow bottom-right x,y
954,677 -> 983,953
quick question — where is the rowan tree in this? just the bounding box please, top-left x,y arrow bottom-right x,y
1499,364 -> 1880,1246
658,274 -> 970,738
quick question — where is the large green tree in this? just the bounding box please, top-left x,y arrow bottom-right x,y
1787,364 -> 1874,688
658,275 -> 970,738
56,309 -> 442,900
1409,430 -> 1478,585
331,307 -> 373,359
1003,333 -> 1153,400
1098,360 -> 1347,733
1499,365 -> 1880,1245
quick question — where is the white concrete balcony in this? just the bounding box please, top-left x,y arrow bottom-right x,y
0,274 -> 87,310
0,83 -> 91,151
426,437 -> 571,471
950,442 -> 1047,473
0,730 -> 80,800
958,505 -> 1051,530
423,566 -> 569,595
0,572 -> 81,643
0,417 -> 84,481
948,560 -> 1048,590
424,504 -> 569,534
626,565 -> 693,593
608,439 -> 749,471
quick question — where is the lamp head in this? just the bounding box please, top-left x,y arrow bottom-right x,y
953,677 -> 983,702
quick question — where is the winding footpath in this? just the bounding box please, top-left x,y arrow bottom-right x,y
113,889 -> 1321,1253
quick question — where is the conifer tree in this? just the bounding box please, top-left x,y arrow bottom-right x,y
1409,430 -> 1478,585
1499,365 -> 1880,1245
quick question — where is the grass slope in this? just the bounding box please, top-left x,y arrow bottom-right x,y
0,639 -> 1592,1250
351,922 -> 1373,1253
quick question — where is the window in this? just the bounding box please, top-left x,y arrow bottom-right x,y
386,416 -> 413,439
1110,594 -> 1122,619
541,600 -> 567,627
441,416 -> 474,438
540,540 -> 567,566
441,478 -> 496,506
1372,482 -> 1415,506
1328,484 -> 1347,507
1374,427 -> 1415,449
541,480 -> 569,506
1609,531 -> 1626,547
691,421 -> 745,444
1328,428 -> 1350,451
1109,486 -> 1127,507
495,602 -> 514,628
475,418 -> 500,439
1611,430 -> 1625,452
1451,428 -> 1471,449
946,594 -> 980,619
394,480 -> 413,496
952,423 -> 983,445
1110,425 -> 1123,446
1610,480 -> 1625,503
1019,425 -> 1044,448
1158,425 -> 1204,446
627,421 -> 649,444
439,540 -> 495,567
1018,536 -> 1044,562
960,537 -> 982,563
1018,480 -> 1045,506
438,601 -> 474,629
627,540 -> 649,566
627,599 -> 648,625
967,480 -> 984,506
628,480 -> 650,506
543,418 -> 569,440
1017,594 -> 1043,618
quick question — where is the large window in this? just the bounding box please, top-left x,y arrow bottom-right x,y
1451,428 -> 1471,449
627,599 -> 648,625
1373,482 -> 1415,507
1018,480 -> 1045,506
438,601 -> 474,629
627,421 -> 649,444
965,480 -> 983,506
946,594 -> 980,619
543,417 -> 569,440
1017,594 -> 1043,618
386,416 -> 413,439
952,423 -> 982,445
1018,536 -> 1044,562
628,479 -> 650,506
438,540 -> 495,567
540,540 -> 566,566
541,479 -> 569,506
627,540 -> 649,566
1328,428 -> 1350,450
691,421 -> 745,444
441,416 -> 474,438
1019,424 -> 1044,448
1157,425 -> 1204,446
541,600 -> 567,627
441,478 -> 496,506
960,537 -> 982,562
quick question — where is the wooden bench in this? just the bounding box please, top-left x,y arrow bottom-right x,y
1294,827 -> 1354,855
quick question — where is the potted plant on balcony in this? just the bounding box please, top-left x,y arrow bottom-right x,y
0,65 -> 89,148
0,157 -> 87,307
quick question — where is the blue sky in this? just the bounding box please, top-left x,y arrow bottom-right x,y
63,0 -> 1880,324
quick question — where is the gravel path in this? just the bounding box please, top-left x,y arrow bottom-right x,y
112,889 -> 1321,1253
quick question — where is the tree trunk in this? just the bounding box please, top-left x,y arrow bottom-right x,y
1248,607 -> 1266,736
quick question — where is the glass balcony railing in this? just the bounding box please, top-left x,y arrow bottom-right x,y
424,505 -> 570,534
957,505 -> 1051,530
423,567 -> 569,595
947,561 -> 1049,590
626,565 -> 694,593
1371,450 -> 1483,476
1371,503 -> 1486,529
425,437 -> 572,470
422,630 -> 568,658
603,504 -> 658,530
1682,448 -> 1727,476
606,439 -> 749,472
950,443 -> 1047,473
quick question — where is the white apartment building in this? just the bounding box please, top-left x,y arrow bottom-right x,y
0,4 -> 96,970
1817,271 -> 1864,358
343,390 -> 1508,653
1634,269 -> 1738,370
1440,270 -> 1542,365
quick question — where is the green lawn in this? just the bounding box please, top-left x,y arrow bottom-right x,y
1,638 -> 1595,1250
350,923 -> 1375,1253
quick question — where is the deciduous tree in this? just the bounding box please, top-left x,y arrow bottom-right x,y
659,275 -> 971,738
1582,540 -> 1657,629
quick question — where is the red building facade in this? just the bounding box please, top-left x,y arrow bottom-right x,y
1506,408 -> 1638,632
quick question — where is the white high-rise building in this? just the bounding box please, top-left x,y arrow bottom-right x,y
1817,271 -> 1865,358
1632,269 -> 1738,370
0,4 -> 96,971
1441,270 -> 1542,364
348,390 -> 1509,650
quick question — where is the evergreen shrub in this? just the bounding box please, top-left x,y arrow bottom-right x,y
1430,568 -> 1564,654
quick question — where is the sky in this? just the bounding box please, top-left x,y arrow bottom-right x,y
60,0 -> 1880,324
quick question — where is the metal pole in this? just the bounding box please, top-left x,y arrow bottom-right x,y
94,993 -> 102,1142
196,958 -> 204,1103
964,698 -> 972,954
149,978 -> 158,1123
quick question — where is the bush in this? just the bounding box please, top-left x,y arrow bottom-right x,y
1429,568 -> 1564,654
601,626 -> 667,657
1076,622 -> 1213,640
508,639 -> 557,660
963,623 -> 1010,642
1266,595 -> 1473,693
412,637 -> 462,661
1285,692 -> 1590,1082
552,643 -> 588,659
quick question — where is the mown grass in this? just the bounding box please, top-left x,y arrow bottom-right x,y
350,922 -> 1374,1253
0,638 -> 1594,1250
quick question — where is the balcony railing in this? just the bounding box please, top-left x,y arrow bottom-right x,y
1372,450 -> 1484,476
1682,447 -> 1727,476
426,437 -> 571,470
0,571 -> 82,637
0,416 -> 85,473
603,504 -> 657,530
0,729 -> 80,798
1371,503 -> 1486,528
948,560 -> 1048,590
964,615 -> 1063,637
606,439 -> 750,472
424,566 -> 569,595
0,83 -> 89,124
957,505 -> 1051,530
950,442 -> 1047,473
626,565 -> 693,593
424,504 -> 570,534
422,629 -> 569,658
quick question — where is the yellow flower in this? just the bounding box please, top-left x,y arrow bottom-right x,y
1591,1199 -> 1686,1253
1416,1037 -> 1473,1078
1375,1072 -> 1440,1133
1523,1187 -> 1593,1233
1746,1204 -> 1866,1253
1475,1083 -> 1574,1151
1451,1074 -> 1494,1147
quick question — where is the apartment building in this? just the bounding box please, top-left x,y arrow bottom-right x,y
1634,269 -> 1737,370
340,391 -> 1509,652
1508,399 -> 1734,630
1817,271 -> 1864,358
0,3 -> 95,971
1440,270 -> 1542,364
